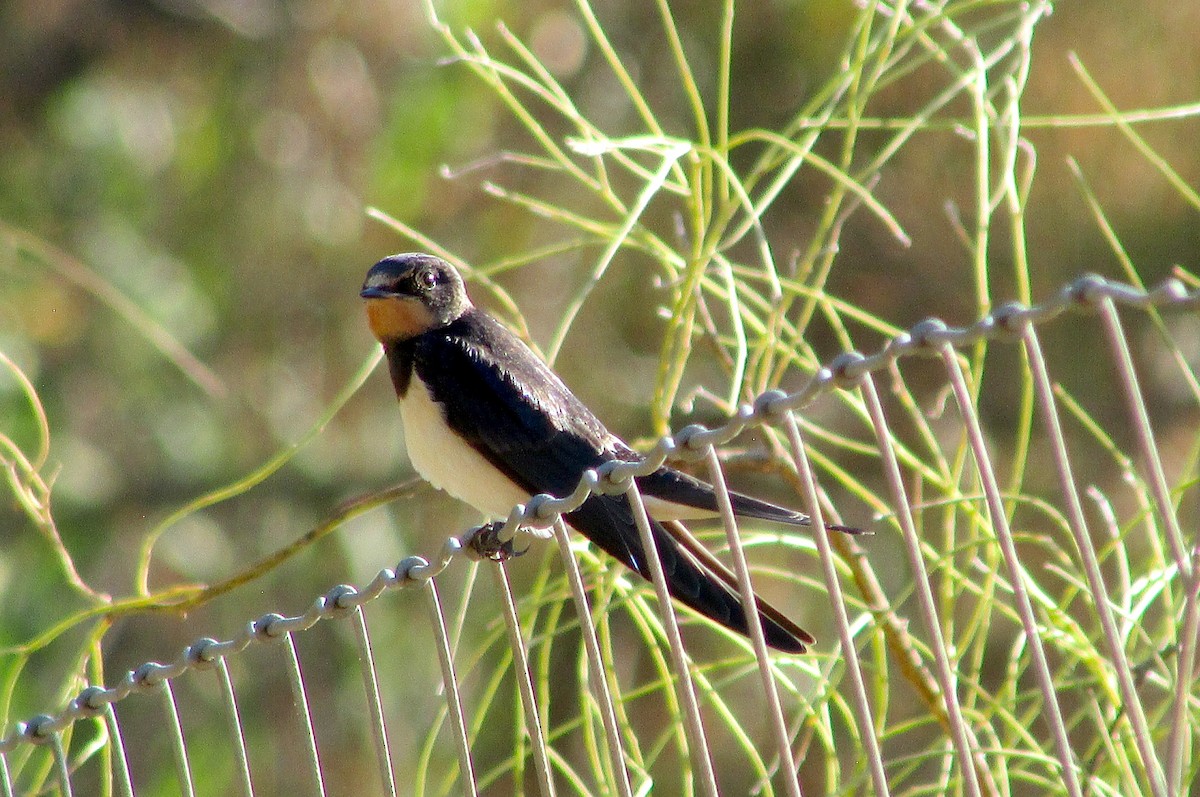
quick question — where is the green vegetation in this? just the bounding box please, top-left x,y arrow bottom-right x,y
2,1 -> 1199,794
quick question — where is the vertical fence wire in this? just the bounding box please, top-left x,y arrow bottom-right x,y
1096,300 -> 1194,796
159,680 -> 196,797
1019,321 -> 1169,796
447,562 -> 481,666
781,409 -> 891,797
1096,301 -> 1192,581
490,562 -> 557,797
1171,576 -> 1200,794
423,577 -> 479,797
700,445 -> 804,797
281,633 -> 326,797
104,705 -> 135,797
213,657 -> 255,797
857,373 -> 984,797
938,343 -> 1085,797
623,482 -> 720,797
350,607 -> 397,797
551,517 -> 636,797
48,733 -> 73,797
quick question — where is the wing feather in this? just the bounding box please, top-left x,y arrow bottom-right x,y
408,311 -> 812,651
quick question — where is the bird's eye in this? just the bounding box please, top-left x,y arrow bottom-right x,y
416,268 -> 437,289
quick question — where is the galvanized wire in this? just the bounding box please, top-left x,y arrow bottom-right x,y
701,445 -> 806,797
280,632 -> 325,795
490,563 -> 556,797
551,516 -> 635,797
939,342 -> 1084,797
858,373 -> 985,796
159,679 -> 196,797
781,410 -> 891,797
212,657 -> 254,797
622,480 -> 720,797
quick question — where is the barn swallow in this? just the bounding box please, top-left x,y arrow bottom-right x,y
361,253 -> 852,653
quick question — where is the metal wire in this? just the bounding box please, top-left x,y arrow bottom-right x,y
939,342 -> 1085,797
1021,322 -> 1159,796
281,631 -> 326,796
550,517 -> 635,797
350,607 -> 398,797
160,680 -> 196,797
48,732 -> 72,797
622,480 -> 720,797
5,272 -> 1199,796
781,410 -> 891,797
424,575 -> 478,797
490,563 -> 556,797
212,657 -> 255,797
702,445 -> 805,797
103,703 -> 135,797
858,373 -> 984,797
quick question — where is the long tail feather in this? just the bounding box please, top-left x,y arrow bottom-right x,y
565,495 -> 812,653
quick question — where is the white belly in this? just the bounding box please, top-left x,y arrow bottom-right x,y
399,378 -> 530,519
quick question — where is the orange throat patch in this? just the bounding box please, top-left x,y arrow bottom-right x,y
364,297 -> 436,343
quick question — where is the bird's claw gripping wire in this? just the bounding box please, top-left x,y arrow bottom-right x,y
467,521 -> 531,562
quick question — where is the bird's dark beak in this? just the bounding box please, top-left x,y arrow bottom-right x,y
360,286 -> 393,299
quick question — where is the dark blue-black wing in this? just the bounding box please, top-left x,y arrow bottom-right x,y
414,311 -> 640,565
414,311 -> 812,651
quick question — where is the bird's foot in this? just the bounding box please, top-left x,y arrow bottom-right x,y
468,521 -> 530,562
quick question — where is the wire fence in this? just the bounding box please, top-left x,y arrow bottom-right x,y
3,272 -> 1198,796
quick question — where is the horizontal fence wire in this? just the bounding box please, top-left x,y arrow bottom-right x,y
3,272 -> 1199,796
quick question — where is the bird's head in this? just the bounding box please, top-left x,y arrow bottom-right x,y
360,253 -> 473,344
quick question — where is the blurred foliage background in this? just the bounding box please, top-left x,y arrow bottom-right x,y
2,0 -> 1199,794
